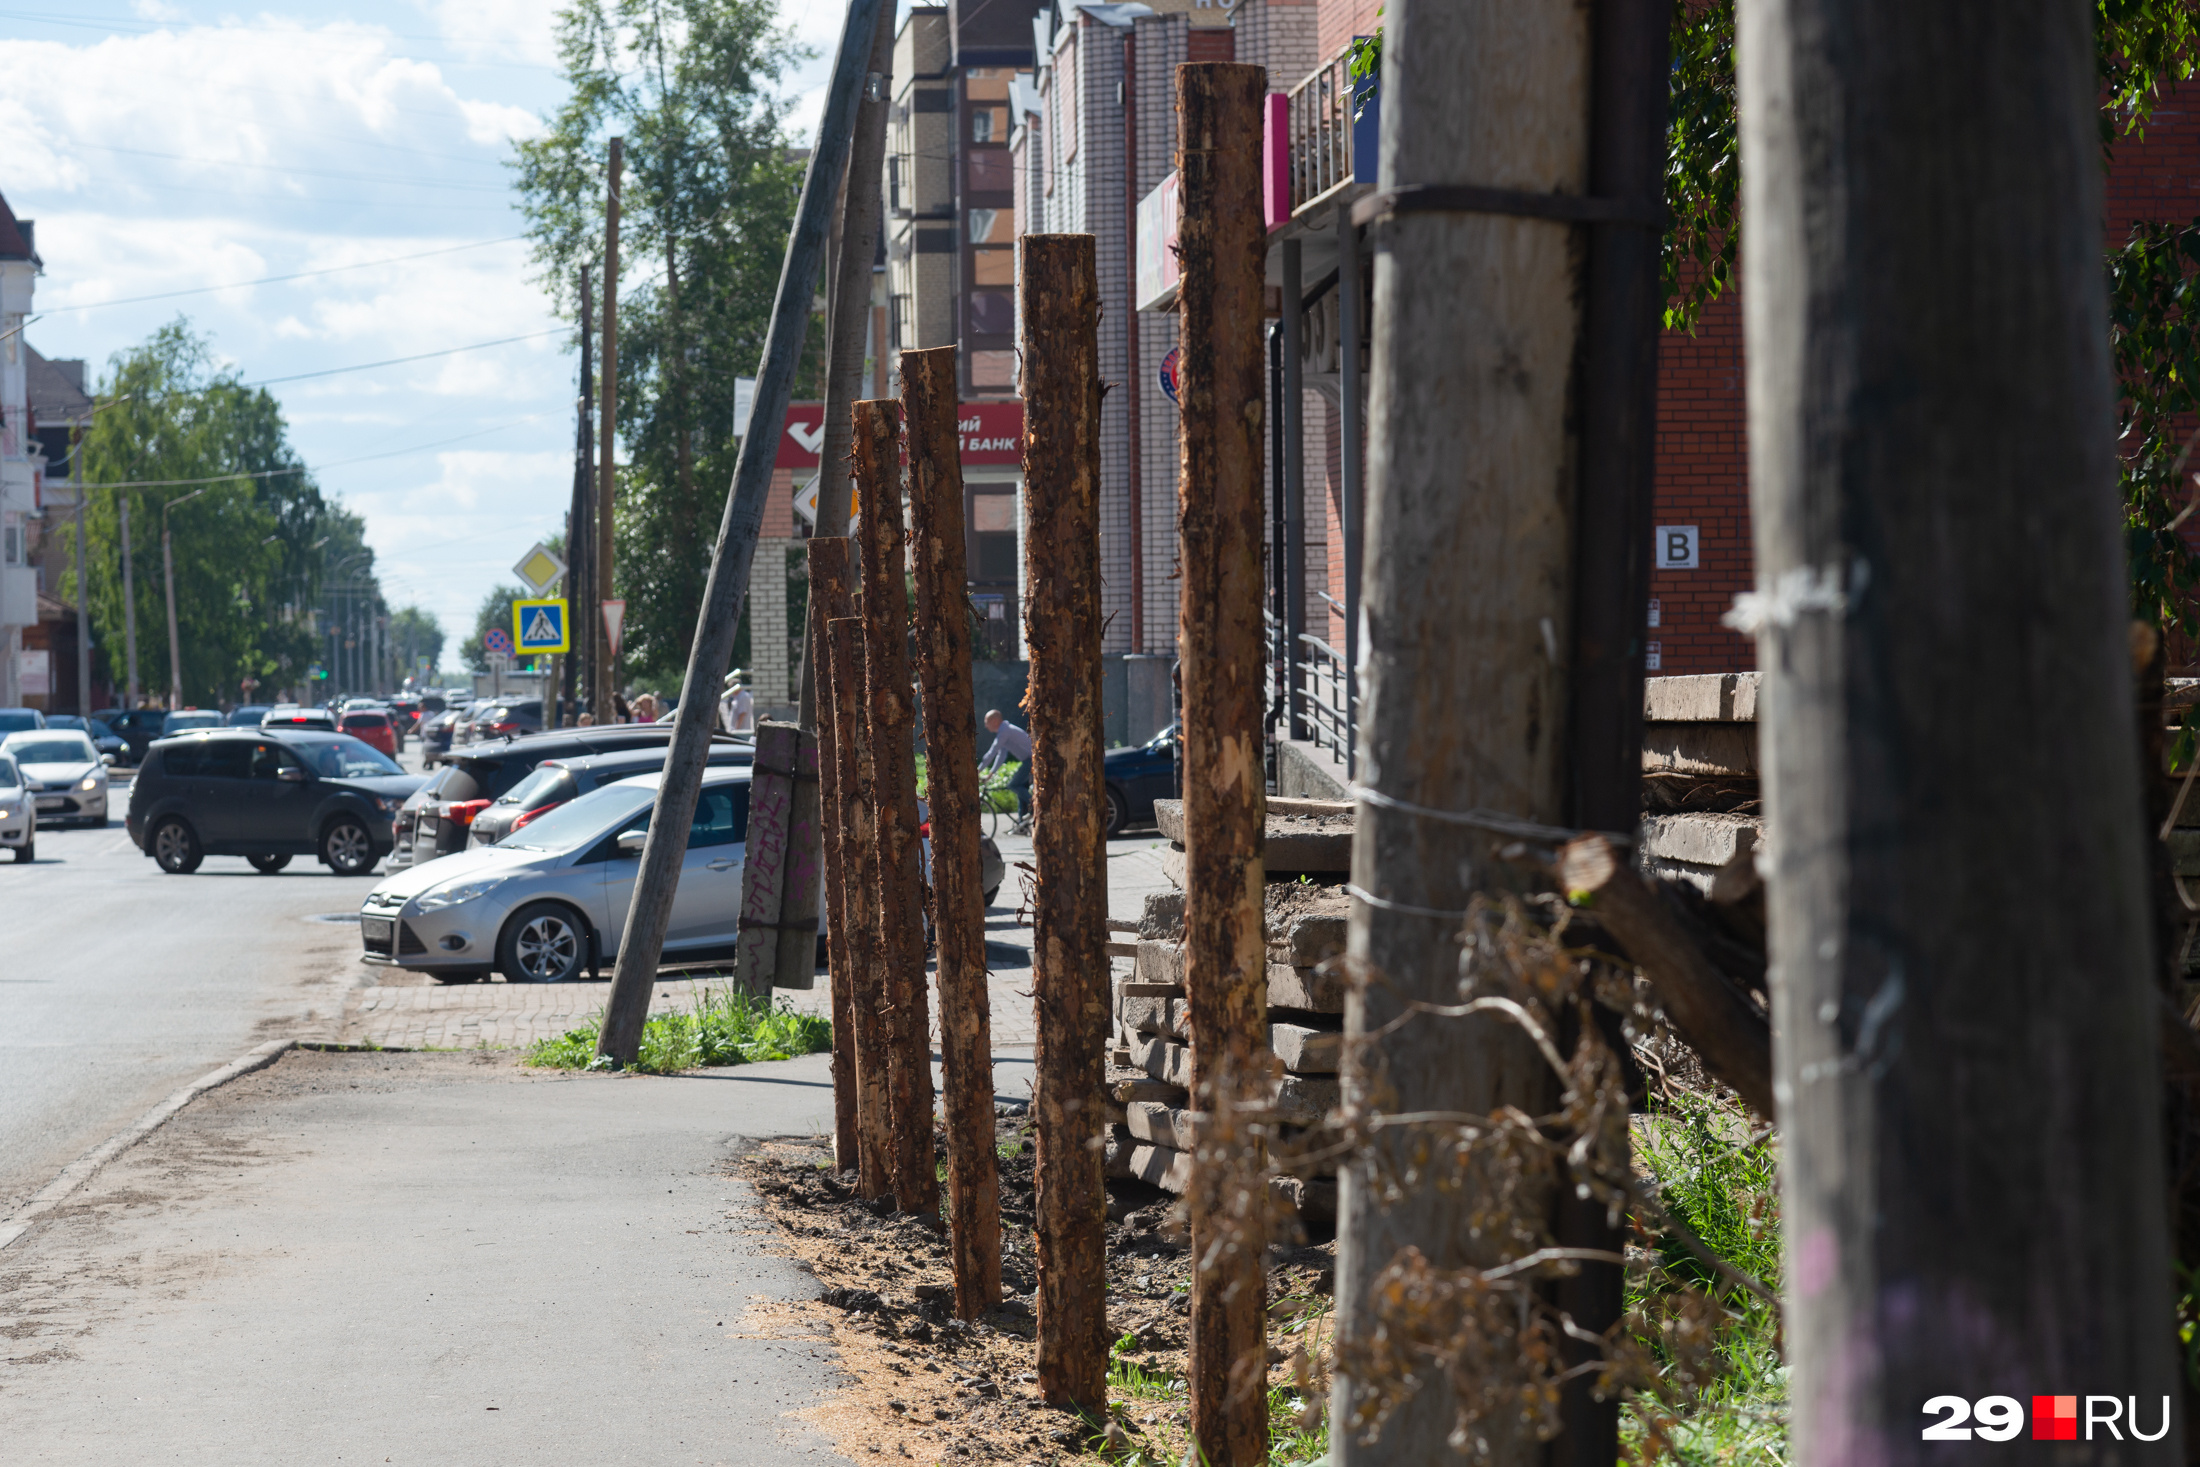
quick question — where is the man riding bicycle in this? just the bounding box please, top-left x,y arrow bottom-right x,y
979,709 -> 1033,827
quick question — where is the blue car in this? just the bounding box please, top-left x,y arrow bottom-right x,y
1101,723 -> 1179,838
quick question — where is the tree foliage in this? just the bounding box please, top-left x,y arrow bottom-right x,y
511,0 -> 820,690
67,321 -> 344,706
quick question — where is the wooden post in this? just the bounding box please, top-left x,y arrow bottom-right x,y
1175,62 -> 1270,1467
853,399 -> 939,1217
828,610 -> 893,1199
903,345 -> 1003,1317
809,538 -> 862,1172
1331,5 -> 1590,1462
1017,234 -> 1110,1412
733,721 -> 801,995
598,136 -> 622,704
1739,0 -> 2174,1455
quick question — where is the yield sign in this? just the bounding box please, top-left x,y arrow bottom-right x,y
601,599 -> 627,657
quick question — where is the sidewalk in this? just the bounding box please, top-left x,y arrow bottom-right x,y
0,1048 -> 852,1465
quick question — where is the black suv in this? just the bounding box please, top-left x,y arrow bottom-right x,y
390,724 -> 752,871
95,708 -> 171,765
125,729 -> 426,875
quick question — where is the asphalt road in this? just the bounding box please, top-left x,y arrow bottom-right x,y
0,793 -> 383,1214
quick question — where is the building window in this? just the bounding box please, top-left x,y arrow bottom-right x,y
969,208 -> 1003,245
970,350 -> 1016,392
967,291 -> 1015,337
970,491 -> 1017,583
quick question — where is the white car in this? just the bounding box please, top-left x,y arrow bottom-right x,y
0,752 -> 31,861
0,729 -> 109,828
357,767 -> 753,984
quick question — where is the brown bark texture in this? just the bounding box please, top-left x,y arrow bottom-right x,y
809,537 -> 862,1172
1174,62 -> 1272,1467
598,136 -> 621,697
733,722 -> 801,996
826,611 -> 894,1201
902,346 -> 1003,1317
1332,5 -> 1589,1462
1017,234 -> 1111,1412
1739,2 -> 2175,1459
853,400 -> 939,1218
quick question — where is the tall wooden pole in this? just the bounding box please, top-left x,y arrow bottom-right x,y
853,399 -> 938,1217
570,264 -> 595,722
1331,4 -> 1589,1462
903,346 -> 1003,1317
809,538 -> 863,1174
1017,234 -> 1110,1413
827,609 -> 893,1198
1175,62 -> 1270,1467
598,136 -> 623,705
1738,0 -> 2175,1458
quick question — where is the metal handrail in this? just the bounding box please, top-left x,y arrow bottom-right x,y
1286,44 -> 1358,217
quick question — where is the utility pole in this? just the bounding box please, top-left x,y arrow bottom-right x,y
1738,0 -> 2175,1456
571,264 -> 596,722
1018,234 -> 1109,1412
593,0 -> 887,1068
808,537 -> 864,1175
598,136 -> 623,706
824,604 -> 893,1197
120,493 -> 138,706
1330,5 -> 1591,1463
70,423 -> 88,716
162,487 -> 207,709
1174,62 -> 1271,1467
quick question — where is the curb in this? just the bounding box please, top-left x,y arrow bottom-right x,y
0,1038 -> 298,1253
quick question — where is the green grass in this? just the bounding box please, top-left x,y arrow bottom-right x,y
522,986 -> 832,1075
1624,1085 -> 1787,1466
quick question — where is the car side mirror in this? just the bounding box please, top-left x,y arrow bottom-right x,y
616,829 -> 647,855
101,754 -> 116,766
278,766 -> 308,783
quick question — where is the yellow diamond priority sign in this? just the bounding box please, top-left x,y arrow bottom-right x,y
512,598 -> 570,655
512,541 -> 568,596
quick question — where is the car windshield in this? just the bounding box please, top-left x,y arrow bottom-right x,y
44,716 -> 85,731
4,735 -> 98,764
297,734 -> 404,779
344,714 -> 389,729
163,711 -> 222,734
500,780 -> 658,853
0,711 -> 43,732
0,757 -> 18,787
494,763 -> 568,807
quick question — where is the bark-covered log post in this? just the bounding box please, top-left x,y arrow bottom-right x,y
1739,0 -> 2174,1456
1331,5 -> 1589,1461
1175,61 -> 1271,1467
808,536 -> 862,1173
852,399 -> 939,1218
1017,233 -> 1110,1413
826,610 -> 893,1200
902,345 -> 1003,1315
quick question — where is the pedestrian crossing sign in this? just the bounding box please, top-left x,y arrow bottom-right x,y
512,598 -> 570,655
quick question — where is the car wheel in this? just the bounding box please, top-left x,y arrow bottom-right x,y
152,818 -> 202,874
1104,785 -> 1130,840
248,853 -> 292,874
983,884 -> 1001,909
321,817 -> 377,876
13,838 -> 32,864
498,902 -> 588,984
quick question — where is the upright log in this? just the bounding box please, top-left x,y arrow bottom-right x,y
1738,1 -> 2174,1458
1017,234 -> 1110,1412
809,537 -> 862,1173
1174,62 -> 1271,1467
903,345 -> 1003,1317
853,400 -> 939,1218
1332,5 -> 1589,1462
827,610 -> 893,1200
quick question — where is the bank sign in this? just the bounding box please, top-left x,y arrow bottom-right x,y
771,400 -> 1024,468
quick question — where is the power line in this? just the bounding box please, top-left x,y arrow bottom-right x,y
0,7 -> 557,71
69,143 -> 515,194
41,235 -> 527,313
245,328 -> 567,387
78,413 -> 552,490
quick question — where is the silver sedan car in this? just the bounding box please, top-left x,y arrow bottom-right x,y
1,729 -> 110,828
357,767 -> 752,984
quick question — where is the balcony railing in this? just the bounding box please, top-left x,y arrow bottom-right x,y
1281,42 -> 1377,220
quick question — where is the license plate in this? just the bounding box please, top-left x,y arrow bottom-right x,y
35,797 -> 64,809
361,917 -> 394,944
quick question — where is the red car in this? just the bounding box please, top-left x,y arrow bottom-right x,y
339,710 -> 398,758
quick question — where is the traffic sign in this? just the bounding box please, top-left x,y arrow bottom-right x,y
1159,346 -> 1182,405
483,626 -> 515,658
512,541 -> 567,595
512,598 -> 570,655
601,599 -> 626,658
792,475 -> 820,526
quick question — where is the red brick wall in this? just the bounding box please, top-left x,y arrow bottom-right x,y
1315,0 -> 1382,63
1186,27 -> 1234,64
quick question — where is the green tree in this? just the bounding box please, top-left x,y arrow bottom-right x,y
460,584 -> 531,672
66,321 -> 337,706
512,0 -> 822,689
388,605 -> 446,682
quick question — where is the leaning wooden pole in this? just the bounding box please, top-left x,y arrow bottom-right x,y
1017,233 -> 1110,1413
809,536 -> 862,1173
1331,4 -> 1590,1462
903,346 -> 1003,1314
1739,0 -> 2174,1455
853,400 -> 939,1217
827,610 -> 893,1200
1175,62 -> 1271,1467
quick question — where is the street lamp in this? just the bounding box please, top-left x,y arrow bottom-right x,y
161,487 -> 209,710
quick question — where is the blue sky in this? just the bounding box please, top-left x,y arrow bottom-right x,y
0,0 -> 860,649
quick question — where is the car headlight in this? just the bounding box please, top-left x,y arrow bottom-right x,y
415,876 -> 507,912
79,774 -> 101,791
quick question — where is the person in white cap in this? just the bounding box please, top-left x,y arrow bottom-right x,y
721,670 -> 755,734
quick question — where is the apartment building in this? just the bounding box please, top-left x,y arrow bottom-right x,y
0,192 -> 41,709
